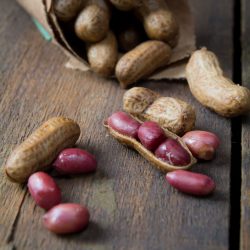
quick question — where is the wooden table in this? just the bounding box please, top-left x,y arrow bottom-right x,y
0,0 -> 249,249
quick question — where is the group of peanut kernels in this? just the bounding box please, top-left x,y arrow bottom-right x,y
4,0 -> 250,237
53,0 -> 178,87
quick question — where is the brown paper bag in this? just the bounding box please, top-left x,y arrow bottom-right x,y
17,0 -> 196,79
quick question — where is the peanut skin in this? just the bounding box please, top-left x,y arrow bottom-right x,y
186,48 -> 250,117
43,203 -> 90,234
109,0 -> 142,11
87,31 -> 118,77
166,170 -> 216,196
53,148 -> 97,175
115,41 -> 172,88
135,0 -> 179,47
4,117 -> 80,183
123,87 -> 196,135
182,130 -> 220,160
53,0 -> 83,21
75,0 -> 110,43
28,172 -> 61,210
104,112 -> 197,172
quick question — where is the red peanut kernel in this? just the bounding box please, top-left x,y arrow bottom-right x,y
138,121 -> 166,151
155,139 -> 191,166
166,170 -> 216,196
107,111 -> 140,138
182,130 -> 220,160
53,148 -> 97,175
28,172 -> 61,210
43,203 -> 90,234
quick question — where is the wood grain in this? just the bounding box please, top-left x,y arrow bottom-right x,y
0,0 -> 234,249
241,0 -> 250,249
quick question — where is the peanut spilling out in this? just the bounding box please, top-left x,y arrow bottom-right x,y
155,139 -> 191,166
53,148 -> 97,175
53,0 -> 83,21
107,111 -> 141,139
182,131 -> 220,160
186,48 -> 250,117
87,31 -> 118,77
28,172 -> 61,210
105,111 -> 196,172
4,117 -> 80,183
166,170 -> 216,196
43,203 -> 90,234
135,0 -> 179,47
123,87 -> 196,135
115,40 -> 172,88
75,0 -> 110,43
138,121 -> 166,151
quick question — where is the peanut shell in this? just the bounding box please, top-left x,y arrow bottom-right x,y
123,87 -> 196,135
4,117 -> 80,183
104,119 -> 196,172
115,40 -> 172,88
186,48 -> 250,117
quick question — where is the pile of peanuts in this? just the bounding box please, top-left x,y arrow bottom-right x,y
4,0 -> 250,237
53,0 -> 178,88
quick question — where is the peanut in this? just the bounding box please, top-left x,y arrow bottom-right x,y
182,130 -> 220,160
138,121 -> 166,151
75,0 -> 110,43
28,172 -> 61,210
104,111 -> 196,172
123,87 -> 196,135
186,48 -> 250,117
107,111 -> 140,139
115,41 -> 172,88
166,170 -> 216,196
109,0 -> 142,11
43,203 -> 90,234
4,117 -> 80,183
53,0 -> 83,21
118,25 -> 143,52
155,139 -> 191,166
53,148 -> 97,175
135,0 -> 179,47
87,31 -> 118,77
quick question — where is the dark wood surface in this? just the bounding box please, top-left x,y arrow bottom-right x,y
0,0 -> 247,249
241,0 -> 250,249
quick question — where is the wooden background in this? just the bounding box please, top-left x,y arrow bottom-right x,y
0,0 -> 249,249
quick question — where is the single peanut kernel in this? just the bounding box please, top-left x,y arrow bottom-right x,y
155,139 -> 191,166
107,111 -> 140,139
138,121 -> 166,151
182,130 -> 220,160
166,170 -> 216,196
53,148 -> 97,175
28,172 -> 61,210
43,203 -> 90,234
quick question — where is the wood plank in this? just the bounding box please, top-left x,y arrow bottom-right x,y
241,0 -> 250,249
0,0 -> 233,249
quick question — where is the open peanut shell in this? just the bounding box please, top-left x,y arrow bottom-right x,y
104,118 -> 197,173
16,0 -> 196,80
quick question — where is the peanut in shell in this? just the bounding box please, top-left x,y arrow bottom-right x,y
4,117 -> 80,183
123,87 -> 196,135
186,48 -> 250,117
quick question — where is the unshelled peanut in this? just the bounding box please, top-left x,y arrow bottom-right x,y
87,31 -> 118,77
186,48 -> 250,117
115,41 -> 172,88
4,117 -> 80,183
